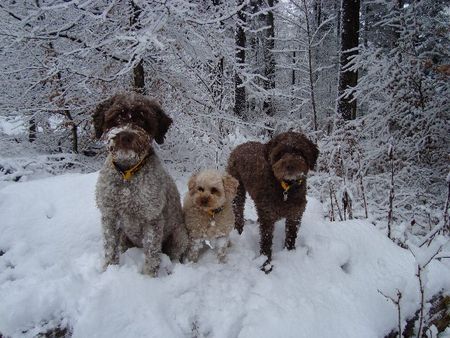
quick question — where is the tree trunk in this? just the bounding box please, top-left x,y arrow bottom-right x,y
234,0 -> 247,119
212,57 -> 224,109
335,0 -> 341,45
133,59 -> 146,94
210,0 -> 225,111
303,0 -> 318,131
29,117 -> 36,143
337,0 -> 360,120
130,1 -> 146,94
314,0 -> 322,27
263,0 -> 276,117
64,110 -> 78,154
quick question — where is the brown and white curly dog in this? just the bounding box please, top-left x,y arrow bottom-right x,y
183,170 -> 239,263
227,132 -> 319,272
93,92 -> 188,276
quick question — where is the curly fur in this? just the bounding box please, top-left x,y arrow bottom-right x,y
227,132 -> 319,268
183,170 -> 239,263
94,92 -> 188,276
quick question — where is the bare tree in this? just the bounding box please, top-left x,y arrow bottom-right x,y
302,0 -> 318,131
130,0 -> 146,94
337,0 -> 360,120
262,0 -> 277,117
234,0 -> 247,119
387,142 -> 395,239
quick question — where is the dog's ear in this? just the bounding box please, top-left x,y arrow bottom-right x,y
188,174 -> 198,194
149,101 -> 172,144
222,174 -> 239,199
92,96 -> 115,139
301,137 -> 319,170
264,138 -> 279,164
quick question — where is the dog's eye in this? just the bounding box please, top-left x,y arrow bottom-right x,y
198,187 -> 204,192
211,187 -> 218,194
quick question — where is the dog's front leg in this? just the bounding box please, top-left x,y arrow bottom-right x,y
216,237 -> 230,263
102,213 -> 120,269
186,239 -> 202,263
285,217 -> 301,250
142,220 -> 163,277
257,209 -> 275,263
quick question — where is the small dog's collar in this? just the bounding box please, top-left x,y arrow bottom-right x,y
207,206 -> 224,227
207,206 -> 224,218
280,179 -> 303,201
112,154 -> 149,181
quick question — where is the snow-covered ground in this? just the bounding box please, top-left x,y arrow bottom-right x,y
1,172 -> 449,337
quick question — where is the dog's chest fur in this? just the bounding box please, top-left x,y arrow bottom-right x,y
184,202 -> 234,240
96,155 -> 168,245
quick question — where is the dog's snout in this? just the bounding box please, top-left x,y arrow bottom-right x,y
200,196 -> 209,206
116,132 -> 134,146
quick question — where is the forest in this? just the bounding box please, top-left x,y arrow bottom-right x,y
2,0 -> 449,242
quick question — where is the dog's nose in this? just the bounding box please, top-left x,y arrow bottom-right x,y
200,197 -> 209,206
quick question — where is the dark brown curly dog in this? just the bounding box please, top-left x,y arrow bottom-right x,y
227,132 -> 319,271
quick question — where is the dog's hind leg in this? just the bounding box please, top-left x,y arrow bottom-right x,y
233,182 -> 246,234
164,224 -> 189,262
285,204 -> 305,250
285,217 -> 301,250
118,229 -> 134,254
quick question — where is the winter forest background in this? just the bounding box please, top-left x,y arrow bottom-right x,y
0,0 -> 449,336
1,0 -> 448,242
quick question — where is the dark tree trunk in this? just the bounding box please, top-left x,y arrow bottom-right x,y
212,57 -> 224,109
335,0 -> 341,44
52,50 -> 78,154
64,110 -> 78,154
133,59 -> 146,94
363,3 -> 369,48
210,0 -> 225,110
292,51 -> 296,85
263,0 -> 276,117
314,0 -> 322,27
303,0 -> 318,131
130,1 -> 146,94
337,0 -> 360,120
234,0 -> 247,120
29,117 -> 36,143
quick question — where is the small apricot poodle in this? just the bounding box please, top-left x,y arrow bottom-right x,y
183,170 -> 239,263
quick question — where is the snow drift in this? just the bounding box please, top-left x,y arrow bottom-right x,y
0,173 -> 449,337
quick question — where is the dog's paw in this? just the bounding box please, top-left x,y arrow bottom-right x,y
260,259 -> 273,274
142,264 -> 159,277
102,259 -> 119,272
217,253 -> 227,264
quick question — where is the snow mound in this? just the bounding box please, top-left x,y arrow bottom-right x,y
0,173 -> 449,337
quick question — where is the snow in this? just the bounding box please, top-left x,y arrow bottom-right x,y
0,116 -> 24,136
1,173 -> 450,338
